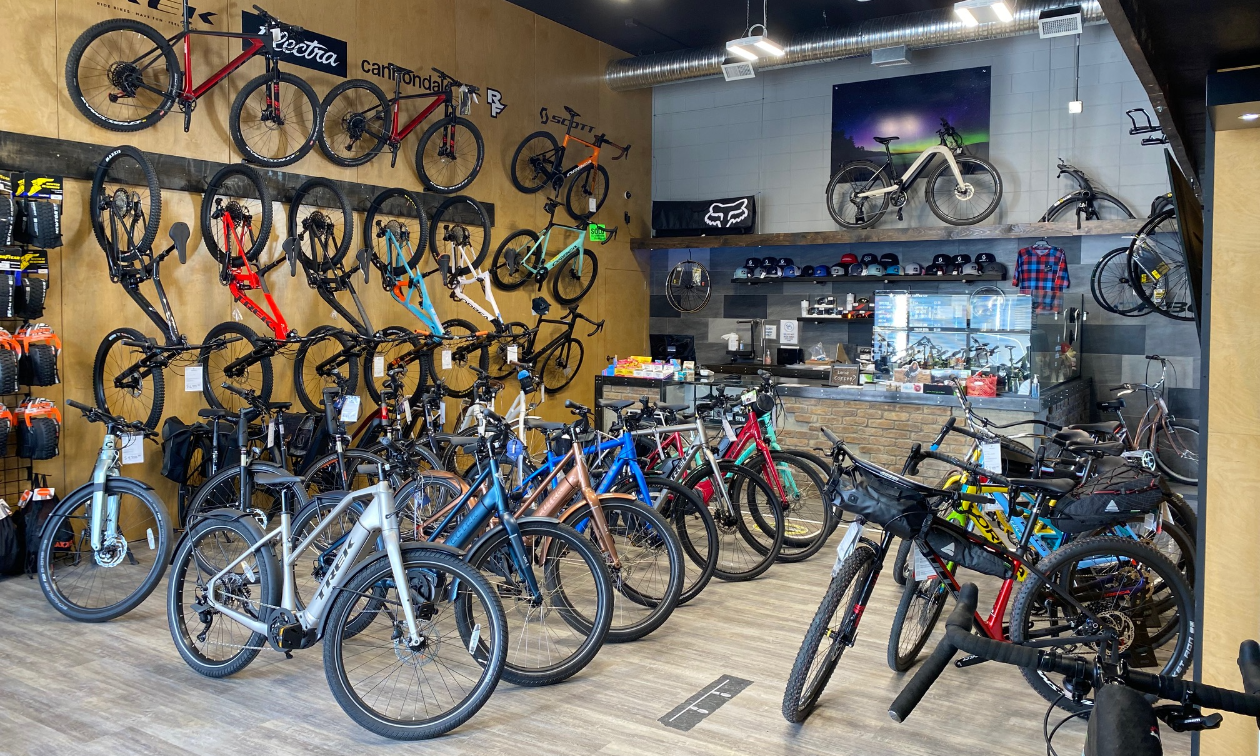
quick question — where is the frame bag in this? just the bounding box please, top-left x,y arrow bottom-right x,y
923,526 -> 1013,578
1049,465 -> 1163,534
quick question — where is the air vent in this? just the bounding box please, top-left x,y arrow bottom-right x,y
871,45 -> 910,66
1038,5 -> 1083,37
721,61 -> 756,81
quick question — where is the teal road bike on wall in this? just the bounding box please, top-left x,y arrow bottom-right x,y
489,198 -> 612,305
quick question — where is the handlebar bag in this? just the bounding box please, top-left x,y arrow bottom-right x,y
831,464 -> 933,539
923,526 -> 1012,579
1049,466 -> 1163,534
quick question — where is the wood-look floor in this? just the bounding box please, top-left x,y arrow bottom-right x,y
0,532 -> 1191,756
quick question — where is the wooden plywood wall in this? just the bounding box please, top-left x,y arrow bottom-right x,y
3,0 -> 652,503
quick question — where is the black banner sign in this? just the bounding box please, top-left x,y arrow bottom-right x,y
242,11 -> 347,78
652,196 -> 757,237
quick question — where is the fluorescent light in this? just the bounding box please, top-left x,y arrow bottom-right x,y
955,7 -> 979,26
754,38 -> 785,56
1068,100 -> 1083,114
1240,113 -> 1260,121
727,34 -> 785,61
727,44 -> 759,61
991,2 -> 1014,22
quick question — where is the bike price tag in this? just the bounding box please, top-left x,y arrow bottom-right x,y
507,345 -> 518,364
588,223 -> 607,242
441,350 -> 453,370
980,442 -> 1002,473
913,547 -> 936,581
120,433 -> 144,465
184,365 -> 203,392
340,395 -> 361,423
588,197 -> 598,215
373,354 -> 385,378
721,417 -> 737,442
741,390 -> 756,405
439,401 -> 447,425
832,522 -> 863,576
266,418 -> 276,449
402,399 -> 412,425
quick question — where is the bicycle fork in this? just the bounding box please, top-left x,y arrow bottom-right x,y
88,435 -> 124,554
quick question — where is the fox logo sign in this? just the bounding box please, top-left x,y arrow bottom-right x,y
704,199 -> 750,227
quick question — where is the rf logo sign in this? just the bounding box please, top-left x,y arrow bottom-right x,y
487,89 -> 506,118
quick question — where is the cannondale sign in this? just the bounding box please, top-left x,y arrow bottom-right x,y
241,11 -> 347,77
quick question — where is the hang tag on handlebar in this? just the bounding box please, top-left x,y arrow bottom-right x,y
507,344 -> 518,363
120,433 -> 145,465
741,390 -> 756,405
832,522 -> 863,576
373,355 -> 385,378
441,350 -> 453,370
980,442 -> 1002,473
270,27 -> 283,45
913,547 -> 935,581
339,395 -> 361,423
266,418 -> 276,449
185,365 -> 204,392
588,223 -> 607,242
721,417 -> 737,442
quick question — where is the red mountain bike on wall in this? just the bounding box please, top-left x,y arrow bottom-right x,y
65,2 -> 320,167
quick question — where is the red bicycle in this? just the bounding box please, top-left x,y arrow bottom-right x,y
318,64 -> 484,194
65,2 -> 320,167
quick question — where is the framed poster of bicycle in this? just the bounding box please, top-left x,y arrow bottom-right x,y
830,67 -> 992,176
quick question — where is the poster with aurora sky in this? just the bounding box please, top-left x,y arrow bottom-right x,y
830,67 -> 991,176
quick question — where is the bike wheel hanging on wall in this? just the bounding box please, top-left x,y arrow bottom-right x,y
666,257 -> 711,313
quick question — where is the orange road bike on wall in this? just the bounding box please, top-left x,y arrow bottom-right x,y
510,106 -> 631,221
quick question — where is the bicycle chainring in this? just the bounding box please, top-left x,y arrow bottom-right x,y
890,190 -> 908,208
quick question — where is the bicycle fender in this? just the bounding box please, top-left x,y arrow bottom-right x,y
82,475 -> 155,497
463,515 -> 562,565
555,493 -> 641,524
171,507 -> 270,566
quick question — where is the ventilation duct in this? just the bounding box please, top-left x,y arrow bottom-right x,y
605,0 -> 1105,91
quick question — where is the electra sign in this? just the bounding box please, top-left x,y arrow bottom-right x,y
243,11 -> 346,77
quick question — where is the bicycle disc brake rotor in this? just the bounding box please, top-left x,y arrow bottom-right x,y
94,533 -> 129,568
953,183 -> 976,201
1088,609 -> 1137,652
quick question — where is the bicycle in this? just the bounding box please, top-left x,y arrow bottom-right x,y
510,300 -> 604,394
1094,355 -> 1199,485
66,2 -> 320,166
167,460 -> 509,740
88,145 -> 235,430
889,583 -> 1260,756
1127,207 -> 1194,321
37,400 -> 171,622
510,106 -> 631,220
490,197 -> 609,305
826,117 -> 1003,228
1039,160 -> 1135,227
318,63 -> 484,193
1090,245 -> 1151,316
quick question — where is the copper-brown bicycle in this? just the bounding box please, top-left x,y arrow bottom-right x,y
509,105 -> 630,220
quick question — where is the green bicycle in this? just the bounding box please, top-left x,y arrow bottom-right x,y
489,198 -> 611,305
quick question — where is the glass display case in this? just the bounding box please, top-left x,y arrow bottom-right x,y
870,291 -> 1081,394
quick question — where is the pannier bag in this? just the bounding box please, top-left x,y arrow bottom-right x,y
17,199 -> 61,249
1049,465 -> 1163,534
16,323 -> 60,387
0,328 -> 20,393
160,416 -> 196,484
15,275 -> 46,319
0,498 -> 23,576
21,479 -> 62,575
16,398 -> 60,460
924,526 -> 1013,579
831,462 -> 934,539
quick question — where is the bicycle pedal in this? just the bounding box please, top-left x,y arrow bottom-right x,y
955,654 -> 987,668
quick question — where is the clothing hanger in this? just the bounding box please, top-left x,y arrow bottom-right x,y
1032,237 -> 1052,249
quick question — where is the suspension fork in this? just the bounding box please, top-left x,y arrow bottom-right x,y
89,435 -> 123,551
840,528 -> 894,642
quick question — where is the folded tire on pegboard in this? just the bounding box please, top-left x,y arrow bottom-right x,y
0,406 -> 14,454
0,345 -> 18,395
16,276 -> 46,319
16,399 -> 59,460
16,324 -> 59,387
0,275 -> 14,319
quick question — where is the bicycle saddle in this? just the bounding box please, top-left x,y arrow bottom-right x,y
448,436 -> 484,451
873,136 -> 899,145
1066,421 -> 1121,437
268,401 -> 292,412
659,403 -> 690,413
1053,429 -> 1094,447
256,471 -> 302,487
1007,477 -> 1077,495
564,106 -> 580,118
198,408 -> 229,419
597,400 -> 634,412
524,419 -> 566,432
429,432 -> 462,444
1097,399 -> 1126,411
388,62 -> 415,76
1067,440 -> 1126,457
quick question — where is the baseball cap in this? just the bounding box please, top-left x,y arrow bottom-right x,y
862,263 -> 884,276
860,253 -> 879,266
886,265 -> 902,275
763,265 -> 781,278
975,252 -> 997,264
840,253 -> 858,265
983,261 -> 1007,277
848,263 -> 864,276
801,265 -> 815,276
962,262 -> 982,276
777,257 -> 794,267
952,253 -> 973,265
902,262 -> 923,275
829,265 -> 845,276
949,264 -> 964,275
734,267 -> 751,279
745,257 -> 761,269
783,265 -> 799,277
925,264 -> 945,276
879,253 -> 900,267
932,253 -> 951,266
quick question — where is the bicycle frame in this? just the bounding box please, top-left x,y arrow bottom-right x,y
438,228 -> 505,330
214,211 -> 291,339
516,220 -> 589,279
378,225 -> 445,335
380,84 -> 451,147
859,144 -> 966,199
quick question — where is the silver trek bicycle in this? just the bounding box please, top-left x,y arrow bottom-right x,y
166,461 -> 508,740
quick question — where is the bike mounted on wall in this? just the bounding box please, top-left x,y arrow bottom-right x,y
510,106 -> 631,221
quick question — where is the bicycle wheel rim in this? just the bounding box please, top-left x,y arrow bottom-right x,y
894,577 -> 948,667
320,82 -> 388,164
1129,213 -> 1193,320
566,165 -> 608,219
666,261 -> 711,313
203,167 -> 270,265
418,120 -> 482,192
801,559 -> 871,709
572,501 -> 679,636
553,251 -> 597,303
1153,423 -> 1199,484
716,466 -> 783,575
827,163 -> 888,227
71,26 -> 176,127
184,465 -> 304,530
439,321 -> 485,397
96,338 -> 160,427
302,449 -> 385,498
41,492 -> 166,615
171,522 -> 271,664
541,338 -> 583,393
1092,248 -> 1149,315
203,340 -> 267,413
365,188 -> 427,276
770,455 -> 830,550
234,75 -> 319,165
927,157 -> 1002,225
512,135 -> 558,191
92,147 -> 161,260
290,179 -> 352,270
491,231 -> 540,289
296,334 -> 351,411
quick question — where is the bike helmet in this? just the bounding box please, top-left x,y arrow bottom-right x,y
734,267 -> 752,279
975,252 -> 997,264
860,253 -> 879,266
862,263 -> 884,276
801,265 -> 816,277
879,253 -> 900,267
782,264 -> 799,277
886,265 -> 902,275
840,253 -> 859,265
932,253 -> 952,267
952,253 -> 973,265
848,263 -> 864,276
962,262 -> 982,276
902,262 -> 924,275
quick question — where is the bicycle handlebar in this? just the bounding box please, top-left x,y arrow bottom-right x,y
67,398 -> 160,438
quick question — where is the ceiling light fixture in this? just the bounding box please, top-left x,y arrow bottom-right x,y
991,2 -> 1014,22
726,1 -> 786,64
953,0 -> 1015,26
1240,113 -> 1260,121
955,7 -> 979,26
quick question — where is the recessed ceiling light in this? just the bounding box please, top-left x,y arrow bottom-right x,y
991,2 -> 1014,22
1240,113 -> 1260,121
955,7 -> 979,26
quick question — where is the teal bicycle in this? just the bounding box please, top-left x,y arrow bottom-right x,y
489,198 -> 610,305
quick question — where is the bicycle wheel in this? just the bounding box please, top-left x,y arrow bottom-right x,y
183,462 -> 310,531
1090,246 -> 1149,316
65,18 -> 179,131
510,131 -> 560,193
490,230 -> 542,290
428,195 -> 490,273
365,187 -> 428,277
201,164 -> 272,265
91,145 -> 162,259
199,321 -> 273,412
466,519 -> 613,686
826,160 -> 889,228
167,512 -> 280,677
565,164 -> 610,221
665,260 -> 712,314
289,177 -> 353,271
615,476 -> 717,606
563,497 -> 684,643
438,319 -> 489,398
1128,210 -> 1194,321
743,451 -> 834,563
229,71 -> 320,168
924,156 -> 1003,226
682,461 -> 784,581
93,327 -> 165,431
887,570 -> 948,672
37,481 -> 170,622
324,547 -> 506,740
552,249 -> 598,305
415,117 -> 485,194
1042,191 -> 1134,223
317,78 -> 390,167
302,448 -> 386,498
539,337 -> 584,393
365,327 -> 427,405
782,543 -> 877,722
1149,420 -> 1199,486
892,536 -> 913,587
294,326 -> 358,413
487,322 -> 531,380
1009,535 -> 1194,713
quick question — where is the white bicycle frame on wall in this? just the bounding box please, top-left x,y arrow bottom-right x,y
856,144 -> 971,199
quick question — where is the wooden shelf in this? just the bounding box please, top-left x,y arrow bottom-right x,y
634,218 -> 1144,250
799,316 -> 874,323
732,274 -> 1006,285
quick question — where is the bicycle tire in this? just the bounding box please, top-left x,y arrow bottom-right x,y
65,18 -> 179,131
490,229 -> 541,290
91,145 -> 162,259
1009,535 -> 1194,713
183,461 -> 310,531
681,460 -> 784,581
229,71 -> 320,168
892,536 -> 913,587
539,336 -> 584,393
1090,246 -> 1149,316
289,177 -> 353,271
782,543 -> 877,722
94,327 -> 165,431
167,511 -> 280,677
741,451 -> 834,562
324,547 -> 507,739
826,160 -> 889,228
465,519 -> 614,686
38,481 -> 171,622
1149,420 -> 1199,486
294,326 -> 359,413
199,321 -> 273,412
924,155 -> 1003,226
488,322 -> 531,380
510,131 -> 560,194
551,248 -> 598,305
1041,191 -> 1135,223
201,163 -> 272,265
428,195 -> 490,273
364,326 -> 427,405
301,448 -> 386,499
438,318 -> 489,398
614,476 -> 718,606
665,260 -> 712,314
28,343 -> 59,387
565,163 -> 610,221
415,116 -> 485,194
365,187 -> 428,277
1128,209 -> 1194,322
887,570 -> 949,672
317,78 -> 390,167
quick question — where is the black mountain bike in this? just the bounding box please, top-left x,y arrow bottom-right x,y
510,106 -> 631,221
89,145 -> 234,430
513,300 -> 604,393
1040,160 -> 1135,227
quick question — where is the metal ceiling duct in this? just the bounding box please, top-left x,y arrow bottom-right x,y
605,0 -> 1105,91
